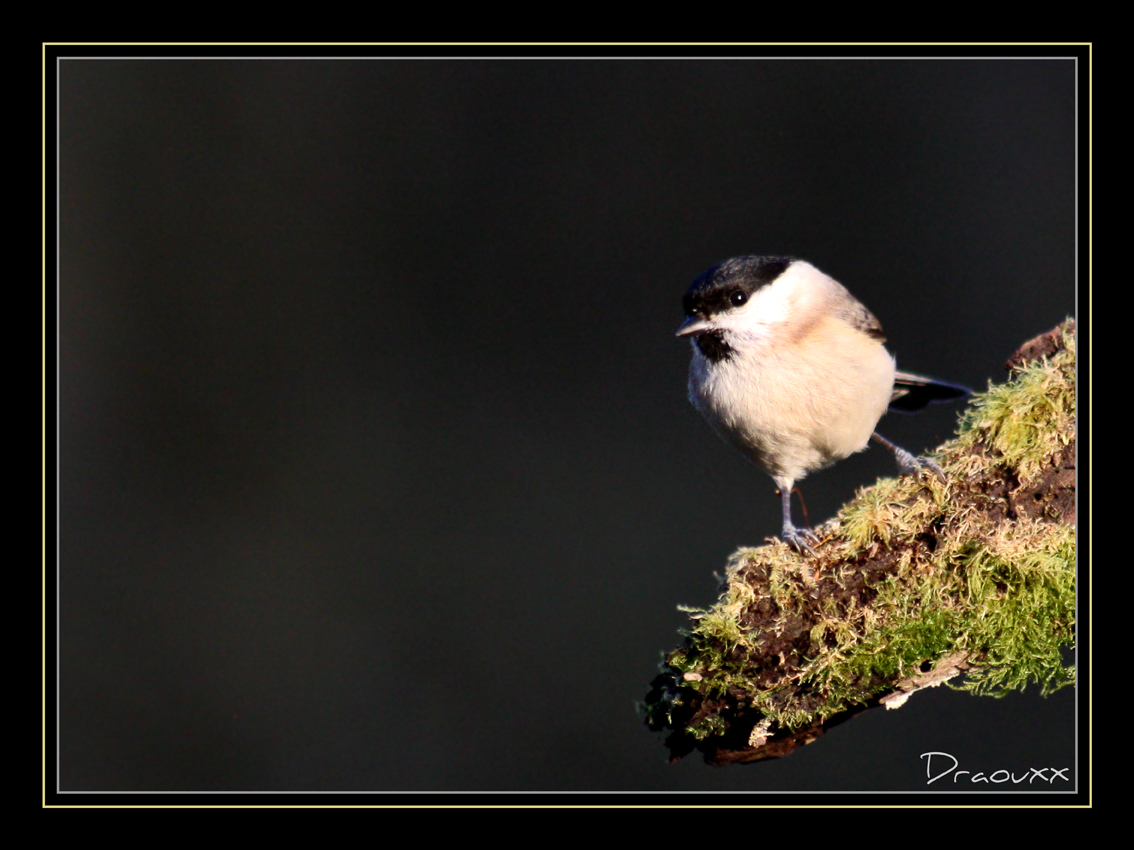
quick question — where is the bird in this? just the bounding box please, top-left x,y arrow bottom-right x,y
677,255 -> 969,553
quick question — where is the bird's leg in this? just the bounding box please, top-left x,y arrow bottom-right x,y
778,484 -> 818,554
871,432 -> 944,480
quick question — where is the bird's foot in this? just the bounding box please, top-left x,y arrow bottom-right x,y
892,447 -> 945,481
782,524 -> 819,555
873,432 -> 945,482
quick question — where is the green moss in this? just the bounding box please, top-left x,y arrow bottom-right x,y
955,324 -> 1076,484
948,526 -> 1077,696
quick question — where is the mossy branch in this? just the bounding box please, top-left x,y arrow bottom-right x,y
643,320 -> 1076,765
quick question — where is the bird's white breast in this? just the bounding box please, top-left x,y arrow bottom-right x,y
688,311 -> 895,486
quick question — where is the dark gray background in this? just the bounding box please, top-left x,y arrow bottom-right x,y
58,55 -> 1078,794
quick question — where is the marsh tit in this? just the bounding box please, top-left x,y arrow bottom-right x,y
677,256 -> 968,553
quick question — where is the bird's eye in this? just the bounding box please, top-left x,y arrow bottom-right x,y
729,290 -> 748,307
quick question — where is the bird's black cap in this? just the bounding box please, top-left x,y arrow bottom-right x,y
683,256 -> 795,319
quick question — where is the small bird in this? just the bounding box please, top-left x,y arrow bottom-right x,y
677,256 -> 968,552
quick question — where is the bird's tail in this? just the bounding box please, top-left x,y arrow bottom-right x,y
889,370 -> 971,413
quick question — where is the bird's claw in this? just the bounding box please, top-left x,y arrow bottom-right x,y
782,525 -> 819,555
892,447 -> 945,482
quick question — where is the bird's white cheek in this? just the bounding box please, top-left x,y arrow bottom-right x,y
710,308 -> 776,349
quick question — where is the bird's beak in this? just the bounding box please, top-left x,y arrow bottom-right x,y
676,316 -> 712,337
